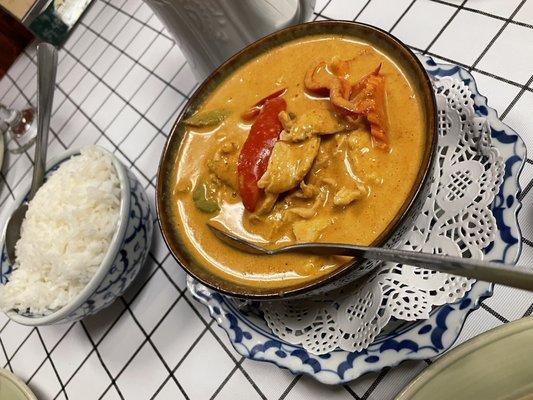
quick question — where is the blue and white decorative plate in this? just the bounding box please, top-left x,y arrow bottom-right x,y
188,56 -> 527,384
0,147 -> 153,326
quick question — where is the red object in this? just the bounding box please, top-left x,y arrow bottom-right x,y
241,88 -> 286,122
237,96 -> 287,212
0,7 -> 34,79
304,62 -> 388,146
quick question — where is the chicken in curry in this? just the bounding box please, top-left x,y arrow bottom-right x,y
171,35 -> 426,288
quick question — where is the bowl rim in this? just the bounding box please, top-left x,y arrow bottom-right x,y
1,146 -> 131,325
395,316 -> 533,400
0,367 -> 38,400
156,20 -> 438,299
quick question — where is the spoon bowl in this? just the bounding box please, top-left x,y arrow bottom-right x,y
4,203 -> 28,263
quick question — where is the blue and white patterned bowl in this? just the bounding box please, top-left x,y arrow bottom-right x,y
0,146 -> 153,325
188,56 -> 527,384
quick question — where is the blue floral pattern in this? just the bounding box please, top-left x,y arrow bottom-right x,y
0,152 -> 153,325
188,55 -> 527,384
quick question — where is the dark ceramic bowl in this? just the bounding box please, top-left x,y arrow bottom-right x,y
157,21 -> 437,299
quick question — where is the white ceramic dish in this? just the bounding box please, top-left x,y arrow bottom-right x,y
396,316 -> 533,400
0,368 -> 37,400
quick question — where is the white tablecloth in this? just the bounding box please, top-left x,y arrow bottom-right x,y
1,0 -> 532,399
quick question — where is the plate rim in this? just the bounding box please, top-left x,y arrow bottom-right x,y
394,316 -> 533,400
0,367 -> 38,400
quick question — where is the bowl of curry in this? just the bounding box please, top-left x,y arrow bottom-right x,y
157,21 -> 437,298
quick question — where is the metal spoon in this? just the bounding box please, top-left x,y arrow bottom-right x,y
208,224 -> 533,292
5,43 -> 58,264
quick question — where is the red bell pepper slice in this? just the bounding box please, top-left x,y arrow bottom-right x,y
304,61 -> 388,147
241,88 -> 287,122
238,96 -> 287,212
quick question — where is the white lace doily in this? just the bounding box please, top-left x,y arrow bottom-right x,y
254,76 -> 504,355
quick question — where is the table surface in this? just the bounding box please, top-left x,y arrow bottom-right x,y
1,0 -> 533,399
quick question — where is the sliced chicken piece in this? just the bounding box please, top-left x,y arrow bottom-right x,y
292,217 -> 331,242
319,177 -> 337,188
257,136 -> 320,194
254,193 -> 278,216
279,109 -> 353,142
295,181 -> 319,199
287,188 -> 325,219
304,61 -> 336,95
333,183 -> 366,206
207,141 -> 239,190
248,193 -> 279,224
278,111 -> 295,131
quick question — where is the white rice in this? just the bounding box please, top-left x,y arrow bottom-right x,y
0,146 -> 121,315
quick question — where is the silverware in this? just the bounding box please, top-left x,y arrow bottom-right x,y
5,43 -> 58,264
208,224 -> 533,292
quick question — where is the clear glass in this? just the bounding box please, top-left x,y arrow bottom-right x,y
1,104 -> 37,154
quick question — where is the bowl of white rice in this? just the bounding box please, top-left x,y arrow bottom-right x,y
0,146 -> 153,325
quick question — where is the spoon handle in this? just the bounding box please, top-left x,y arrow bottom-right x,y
279,243 -> 533,291
29,43 -> 57,200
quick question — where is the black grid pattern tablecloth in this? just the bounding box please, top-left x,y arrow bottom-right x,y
0,0 -> 532,399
